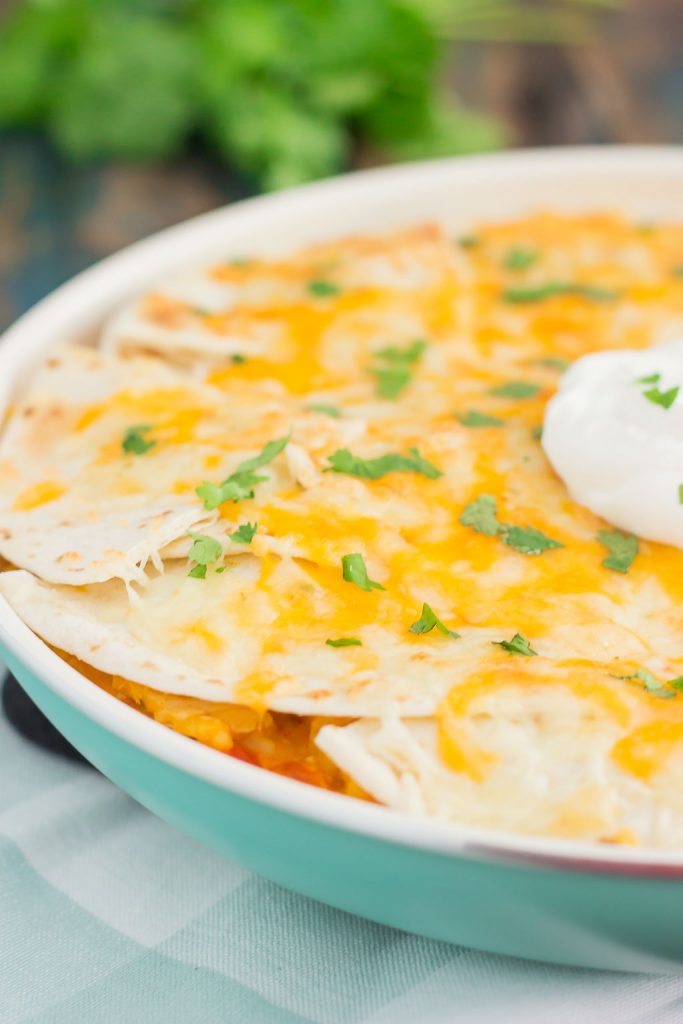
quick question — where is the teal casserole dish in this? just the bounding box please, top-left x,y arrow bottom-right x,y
2,147 -> 683,972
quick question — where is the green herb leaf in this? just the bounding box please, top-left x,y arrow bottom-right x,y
369,339 -> 426,400
326,637 -> 362,648
231,353 -> 247,365
230,522 -> 257,544
307,403 -> 341,418
536,356 -> 570,372
456,410 -> 503,428
489,381 -> 540,400
597,529 -> 639,574
503,247 -> 537,271
122,424 -> 156,455
637,373 -> 660,385
459,494 -> 501,537
236,435 -> 289,474
327,447 -> 441,480
642,385 -> 679,410
616,668 -> 677,700
460,495 -> 563,555
493,632 -> 538,656
308,279 -> 340,297
341,553 -> 385,592
196,436 -> 288,510
501,524 -> 563,555
457,235 -> 478,249
187,532 -> 223,578
503,283 -> 619,304
531,425 -> 543,441
409,602 -> 459,638
678,484 -> 683,505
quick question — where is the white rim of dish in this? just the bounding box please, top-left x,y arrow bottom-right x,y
2,146 -> 683,877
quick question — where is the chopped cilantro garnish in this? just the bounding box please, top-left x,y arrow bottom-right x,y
536,356 -> 570,372
614,668 -> 677,700
489,381 -> 541,400
502,525 -> 563,555
341,553 -> 385,592
456,410 -> 503,428
459,494 -> 501,536
460,494 -> 563,554
122,424 -> 156,456
230,522 -> 257,544
231,353 -> 247,365
187,532 -> 223,578
457,234 -> 478,249
326,637 -> 362,648
308,279 -> 340,297
597,529 -> 639,574
678,483 -> 683,505
531,425 -> 543,441
327,447 -> 441,480
307,403 -> 341,418
637,372 -> 660,385
493,632 -> 538,656
370,339 -> 426,400
409,603 -> 459,639
196,435 -> 289,510
642,384 -> 679,410
503,282 -> 619,304
503,247 -> 537,271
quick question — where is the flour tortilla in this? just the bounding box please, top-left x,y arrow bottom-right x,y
0,498 -> 217,586
0,563 -> 515,717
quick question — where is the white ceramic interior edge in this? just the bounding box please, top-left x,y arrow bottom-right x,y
2,146 -> 683,874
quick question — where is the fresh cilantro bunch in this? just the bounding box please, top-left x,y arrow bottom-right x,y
0,0 -> 612,190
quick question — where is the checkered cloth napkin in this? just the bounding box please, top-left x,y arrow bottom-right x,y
2,664 -> 683,1023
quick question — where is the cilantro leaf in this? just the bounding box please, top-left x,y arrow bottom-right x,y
536,356 -> 570,372
501,524 -> 563,555
459,494 -> 501,536
503,247 -> 537,271
460,495 -> 563,554
456,410 -> 503,428
457,235 -> 478,249
231,353 -> 247,365
327,447 -> 441,480
678,483 -> 683,505
187,532 -> 223,578
615,668 -> 677,700
236,435 -> 290,474
326,637 -> 362,648
307,403 -> 341,418
493,632 -> 538,656
503,283 -> 619,304
196,436 -> 288,510
230,522 -> 258,544
637,373 -> 660,385
122,424 -> 156,455
642,385 -> 679,410
369,339 -> 426,400
597,529 -> 639,574
531,425 -> 543,441
308,279 -> 340,297
341,553 -> 385,592
489,381 -> 540,400
409,603 -> 459,638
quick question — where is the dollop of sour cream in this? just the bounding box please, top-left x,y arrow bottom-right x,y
543,338 -> 683,550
